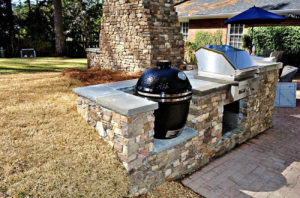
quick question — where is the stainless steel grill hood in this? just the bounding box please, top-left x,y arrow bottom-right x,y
195,45 -> 258,81
195,45 -> 260,101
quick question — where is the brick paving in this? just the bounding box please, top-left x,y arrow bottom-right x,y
182,83 -> 300,198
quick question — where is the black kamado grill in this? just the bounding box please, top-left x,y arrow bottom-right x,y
136,61 -> 192,139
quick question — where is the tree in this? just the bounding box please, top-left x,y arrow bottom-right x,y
63,0 -> 102,56
53,0 -> 65,56
26,0 -> 31,12
6,0 -> 14,52
1,0 -> 102,57
0,0 -> 15,56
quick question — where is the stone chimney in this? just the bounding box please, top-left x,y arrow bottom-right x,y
98,0 -> 184,73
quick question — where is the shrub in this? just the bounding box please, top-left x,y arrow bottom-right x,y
184,41 -> 198,64
242,34 -> 252,50
184,30 -> 223,64
251,26 -> 300,66
194,30 -> 222,47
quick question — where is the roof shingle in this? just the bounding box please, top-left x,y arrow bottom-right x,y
176,0 -> 300,17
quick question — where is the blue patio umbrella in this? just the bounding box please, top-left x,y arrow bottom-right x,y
225,6 -> 287,54
225,6 -> 287,25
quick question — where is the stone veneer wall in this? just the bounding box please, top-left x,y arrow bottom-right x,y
187,69 -> 279,160
97,0 -> 184,73
76,69 -> 279,195
86,48 -> 101,68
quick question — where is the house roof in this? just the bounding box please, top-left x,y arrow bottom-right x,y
176,0 -> 300,18
173,0 -> 188,5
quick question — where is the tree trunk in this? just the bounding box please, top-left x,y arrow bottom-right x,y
26,0 -> 31,12
5,0 -> 14,56
53,0 -> 65,56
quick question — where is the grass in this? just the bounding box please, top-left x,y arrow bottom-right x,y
0,57 -> 87,74
0,70 -> 200,197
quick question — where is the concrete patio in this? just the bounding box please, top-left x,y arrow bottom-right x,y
182,80 -> 300,198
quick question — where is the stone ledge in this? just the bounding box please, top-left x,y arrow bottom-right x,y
86,48 -> 100,53
73,80 -> 158,116
153,126 -> 198,154
257,62 -> 283,73
107,79 -> 137,90
73,86 -> 122,102
96,92 -> 158,116
185,70 -> 229,96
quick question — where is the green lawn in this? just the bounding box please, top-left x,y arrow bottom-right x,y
0,57 -> 87,74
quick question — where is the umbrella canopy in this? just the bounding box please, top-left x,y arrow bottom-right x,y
225,6 -> 287,25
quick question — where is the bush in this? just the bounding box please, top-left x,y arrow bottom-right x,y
242,34 -> 252,50
194,30 -> 222,47
251,26 -> 300,66
184,41 -> 198,64
184,30 -> 223,64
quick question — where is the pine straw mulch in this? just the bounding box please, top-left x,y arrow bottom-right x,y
61,67 -> 142,86
0,71 -> 200,197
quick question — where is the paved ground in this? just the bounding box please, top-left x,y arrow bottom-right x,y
182,81 -> 300,198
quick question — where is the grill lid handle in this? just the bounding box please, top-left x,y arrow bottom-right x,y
156,60 -> 171,69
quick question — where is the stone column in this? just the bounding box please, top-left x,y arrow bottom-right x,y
98,0 -> 184,73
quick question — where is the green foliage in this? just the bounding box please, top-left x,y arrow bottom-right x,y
250,26 -> 300,66
11,1 -> 55,56
63,0 -> 102,56
194,30 -> 222,47
251,26 -> 300,55
184,41 -> 198,64
184,30 -> 223,64
1,0 -> 102,57
241,34 -> 252,50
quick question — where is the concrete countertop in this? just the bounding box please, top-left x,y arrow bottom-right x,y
85,48 -> 100,52
73,70 -> 229,116
257,62 -> 283,73
73,61 -> 281,116
73,79 -> 159,116
185,70 -> 229,95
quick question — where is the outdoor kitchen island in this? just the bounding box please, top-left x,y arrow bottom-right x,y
73,62 -> 282,196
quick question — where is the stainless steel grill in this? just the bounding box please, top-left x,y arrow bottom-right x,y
195,45 -> 259,101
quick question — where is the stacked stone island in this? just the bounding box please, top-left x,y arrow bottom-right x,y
94,0 -> 184,73
74,63 -> 281,196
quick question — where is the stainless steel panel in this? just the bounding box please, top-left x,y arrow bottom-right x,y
230,76 -> 259,101
195,45 -> 260,101
195,45 -> 259,80
137,91 -> 192,98
234,68 -> 258,81
195,48 -> 235,76
204,45 -> 257,70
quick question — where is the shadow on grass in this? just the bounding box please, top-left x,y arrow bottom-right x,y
0,62 -> 86,67
0,57 -> 87,75
0,65 -> 87,74
0,67 -> 62,74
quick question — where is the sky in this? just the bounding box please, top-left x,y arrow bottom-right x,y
11,0 -> 29,6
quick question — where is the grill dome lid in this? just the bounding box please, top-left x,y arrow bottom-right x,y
203,45 -> 257,70
136,61 -> 192,96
